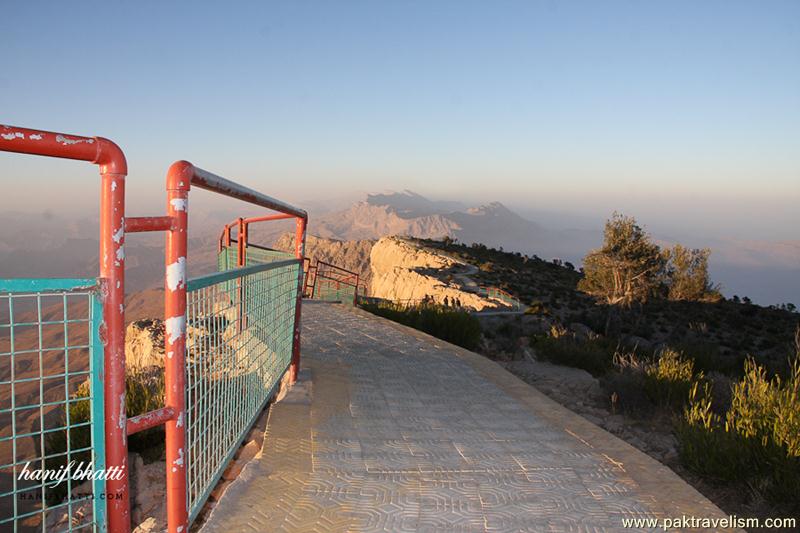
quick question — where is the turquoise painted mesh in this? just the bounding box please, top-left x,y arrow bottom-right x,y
184,260 -> 300,522
312,276 -> 356,305
217,245 -> 294,272
0,280 -> 105,532
310,263 -> 357,305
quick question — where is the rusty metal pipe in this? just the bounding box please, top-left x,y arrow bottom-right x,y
188,164 -> 307,219
164,161 -> 190,533
126,216 -> 173,233
127,406 -> 176,435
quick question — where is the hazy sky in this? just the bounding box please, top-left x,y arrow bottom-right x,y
1,1 -> 798,239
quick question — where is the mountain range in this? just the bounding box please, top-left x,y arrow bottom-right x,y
312,190 -> 598,262
0,192 -> 796,306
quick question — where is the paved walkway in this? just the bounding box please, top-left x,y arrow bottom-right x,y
200,302 -> 730,532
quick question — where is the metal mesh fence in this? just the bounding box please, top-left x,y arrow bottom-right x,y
0,280 -> 105,533
309,263 -> 358,305
184,259 -> 300,522
485,287 -> 523,311
217,244 -> 294,272
313,276 -> 357,305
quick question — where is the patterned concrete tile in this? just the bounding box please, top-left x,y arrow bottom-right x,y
200,303 -> 734,533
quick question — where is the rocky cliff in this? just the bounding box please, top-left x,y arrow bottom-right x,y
369,237 -> 501,311
273,233 -> 375,287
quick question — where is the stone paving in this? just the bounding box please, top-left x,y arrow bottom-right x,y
200,302 -> 732,532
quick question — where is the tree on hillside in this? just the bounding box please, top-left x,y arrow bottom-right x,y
663,244 -> 721,302
578,213 -> 665,307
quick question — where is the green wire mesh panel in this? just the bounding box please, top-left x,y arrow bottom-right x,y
184,259 -> 300,523
0,279 -> 106,532
310,263 -> 358,305
217,244 -> 294,272
313,276 -> 356,305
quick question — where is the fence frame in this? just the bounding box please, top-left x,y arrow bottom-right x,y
1,128 -> 308,533
1,125 -> 129,532
159,161 -> 307,533
311,261 -> 359,305
0,277 -> 107,531
183,258 -> 300,523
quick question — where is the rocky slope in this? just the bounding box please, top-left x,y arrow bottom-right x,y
369,237 -> 502,311
273,233 -> 375,287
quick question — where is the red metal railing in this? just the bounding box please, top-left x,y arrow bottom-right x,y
156,161 -> 307,532
218,213 -> 295,256
0,124 -> 131,531
305,260 -> 360,305
1,126 -> 308,533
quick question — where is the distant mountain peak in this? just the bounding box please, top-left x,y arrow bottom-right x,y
365,190 -> 465,218
466,202 -> 515,217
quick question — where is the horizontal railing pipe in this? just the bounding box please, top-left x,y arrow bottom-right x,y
167,161 -> 306,219
126,216 -> 174,233
127,406 -> 176,435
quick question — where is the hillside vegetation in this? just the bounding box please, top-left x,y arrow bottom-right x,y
406,215 -> 799,521
413,228 -> 797,378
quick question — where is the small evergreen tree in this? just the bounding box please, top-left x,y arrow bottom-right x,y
578,213 -> 665,306
664,244 -> 720,301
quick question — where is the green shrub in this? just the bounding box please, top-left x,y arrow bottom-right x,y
673,340 -> 743,376
676,355 -> 800,508
360,301 -> 481,351
525,300 -> 549,315
603,367 -> 652,416
46,367 -> 167,496
531,334 -> 616,376
124,368 -> 167,460
643,348 -> 699,410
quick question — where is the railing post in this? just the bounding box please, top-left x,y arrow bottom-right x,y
236,218 -> 245,267
290,216 -> 307,383
101,169 -> 131,532
165,162 -> 190,533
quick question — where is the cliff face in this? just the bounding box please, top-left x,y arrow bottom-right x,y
369,237 -> 500,311
273,233 -> 375,287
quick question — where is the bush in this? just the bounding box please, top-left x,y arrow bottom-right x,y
578,213 -> 665,306
525,300 -> 549,315
663,245 -> 721,302
531,334 -> 617,376
676,355 -> 800,508
673,340 -> 743,377
360,301 -> 481,351
643,348 -> 699,410
603,357 -> 653,416
46,367 -> 167,497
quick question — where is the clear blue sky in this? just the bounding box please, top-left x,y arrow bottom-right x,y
1,1 -> 798,239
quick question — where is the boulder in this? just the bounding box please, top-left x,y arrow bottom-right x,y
624,335 -> 654,352
130,453 -> 167,532
569,322 -> 599,341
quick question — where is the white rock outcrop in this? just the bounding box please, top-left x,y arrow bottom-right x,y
369,237 -> 500,311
